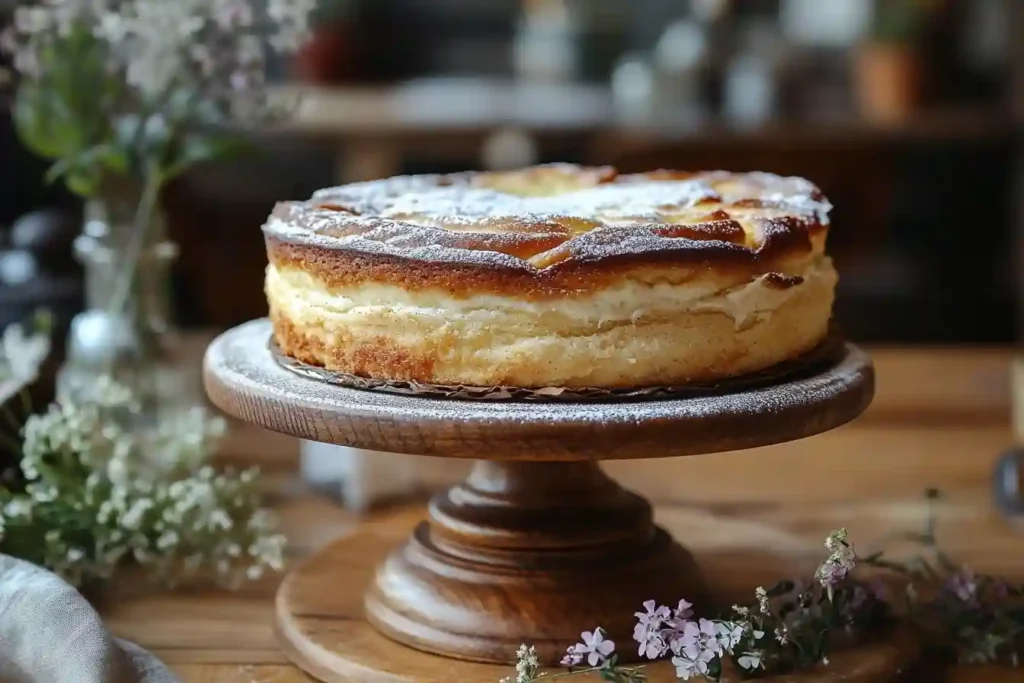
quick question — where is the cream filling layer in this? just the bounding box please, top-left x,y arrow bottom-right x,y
267,257 -> 835,338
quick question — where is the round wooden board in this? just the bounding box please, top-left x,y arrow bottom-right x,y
204,319 -> 874,461
276,508 -> 920,683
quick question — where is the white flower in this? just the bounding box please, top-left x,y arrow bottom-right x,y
0,323 -> 50,383
94,11 -> 128,43
672,646 -> 715,680
738,651 -> 764,670
715,621 -> 744,652
514,644 -> 538,680
755,585 -> 771,614
212,0 -> 255,30
266,0 -> 317,51
1,375 -> 283,589
14,7 -> 51,35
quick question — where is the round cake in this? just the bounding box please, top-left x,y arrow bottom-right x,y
264,164 -> 837,389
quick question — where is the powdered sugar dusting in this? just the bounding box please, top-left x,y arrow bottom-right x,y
203,319 -> 872,460
267,166 -> 832,271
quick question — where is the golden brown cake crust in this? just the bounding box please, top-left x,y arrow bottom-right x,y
264,164 -> 837,388
263,164 -> 831,299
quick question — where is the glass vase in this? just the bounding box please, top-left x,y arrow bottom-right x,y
57,195 -> 191,426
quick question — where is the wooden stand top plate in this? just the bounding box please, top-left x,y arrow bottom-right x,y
203,319 -> 874,460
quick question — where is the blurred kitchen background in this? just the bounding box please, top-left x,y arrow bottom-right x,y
1,0 -> 1021,346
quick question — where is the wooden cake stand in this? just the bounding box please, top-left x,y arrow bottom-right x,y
204,319 -> 916,682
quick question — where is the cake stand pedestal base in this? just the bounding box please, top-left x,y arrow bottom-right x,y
365,460 -> 706,664
276,507 -> 921,683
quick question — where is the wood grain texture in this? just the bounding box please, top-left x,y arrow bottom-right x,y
202,319 -> 875,461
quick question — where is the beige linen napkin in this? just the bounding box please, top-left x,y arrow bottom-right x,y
0,554 -> 177,683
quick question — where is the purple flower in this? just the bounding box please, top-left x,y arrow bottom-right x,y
678,619 -> 723,657
669,619 -> 728,680
656,599 -> 696,648
817,529 -> 857,590
945,570 -> 979,606
715,621 -> 745,652
560,644 -> 583,668
671,644 -> 716,680
578,628 -> 615,667
673,599 -> 694,621
816,555 -> 853,588
633,600 -> 671,659
229,71 -> 251,91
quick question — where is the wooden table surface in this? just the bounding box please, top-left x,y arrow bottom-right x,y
97,346 -> 1024,683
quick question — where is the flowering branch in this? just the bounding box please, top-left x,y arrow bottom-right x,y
503,490 -> 1024,681
503,529 -> 886,682
863,489 -> 1024,666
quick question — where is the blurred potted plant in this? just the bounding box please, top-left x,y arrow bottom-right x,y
0,0 -> 316,424
853,0 -> 938,123
293,0 -> 360,85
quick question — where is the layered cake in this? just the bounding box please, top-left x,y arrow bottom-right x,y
264,164 -> 836,388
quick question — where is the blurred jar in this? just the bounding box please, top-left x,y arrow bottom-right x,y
512,0 -> 580,82
722,21 -> 787,129
568,0 -> 628,83
610,52 -> 657,125
650,19 -> 712,128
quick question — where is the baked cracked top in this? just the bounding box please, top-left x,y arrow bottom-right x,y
263,164 -> 832,296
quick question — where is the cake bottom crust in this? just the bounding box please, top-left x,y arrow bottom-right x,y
267,264 -> 836,389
